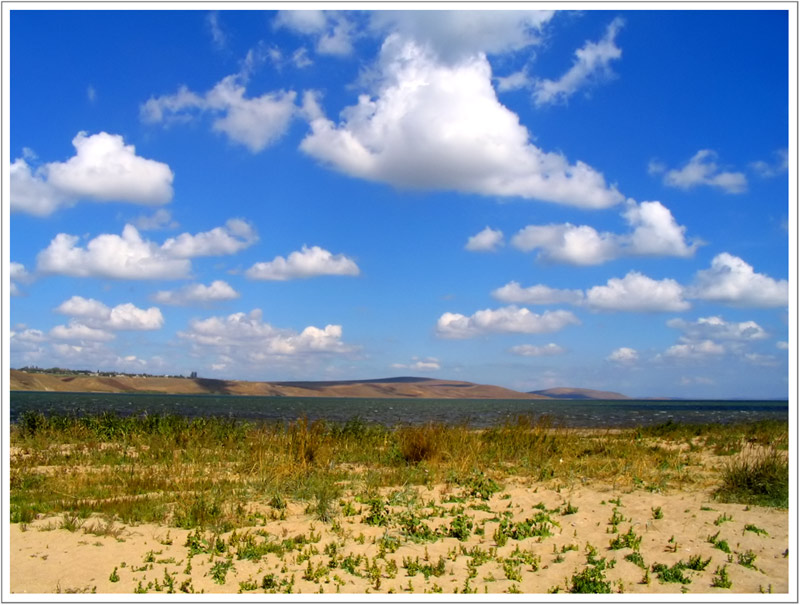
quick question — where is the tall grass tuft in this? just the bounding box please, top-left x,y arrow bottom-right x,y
715,445 -> 788,508
396,423 -> 444,464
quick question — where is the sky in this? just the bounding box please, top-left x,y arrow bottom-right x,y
6,7 -> 794,399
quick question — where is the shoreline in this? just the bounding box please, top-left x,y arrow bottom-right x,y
10,415 -> 789,594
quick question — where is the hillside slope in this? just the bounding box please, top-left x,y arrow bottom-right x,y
9,370 -> 547,400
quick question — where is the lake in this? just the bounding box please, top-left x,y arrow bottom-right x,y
8,391 -> 789,428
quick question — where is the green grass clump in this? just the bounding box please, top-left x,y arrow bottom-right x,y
569,566 -> 611,593
711,565 -> 732,588
652,562 -> 691,585
715,445 -> 788,508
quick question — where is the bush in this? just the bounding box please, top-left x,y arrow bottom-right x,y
716,446 -> 788,508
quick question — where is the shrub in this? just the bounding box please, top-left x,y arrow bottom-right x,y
716,446 -> 788,508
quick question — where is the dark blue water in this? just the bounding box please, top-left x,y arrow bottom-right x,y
8,391 -> 788,428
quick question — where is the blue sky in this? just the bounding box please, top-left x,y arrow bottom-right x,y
7,8 -> 793,398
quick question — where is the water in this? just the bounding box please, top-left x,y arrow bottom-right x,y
9,391 -> 788,428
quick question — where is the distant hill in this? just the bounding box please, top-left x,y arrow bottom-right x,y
530,387 -> 630,400
9,370 -> 549,400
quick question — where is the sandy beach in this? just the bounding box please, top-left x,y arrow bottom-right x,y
9,413 -> 790,595
10,479 -> 788,594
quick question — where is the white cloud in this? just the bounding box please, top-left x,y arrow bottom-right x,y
662,149 -> 747,194
133,208 -> 178,231
153,281 -> 240,306
370,11 -> 554,63
511,223 -> 618,265
744,353 -> 780,366
10,262 -> 32,296
11,132 -> 174,217
141,76 -> 297,153
55,296 -> 164,331
37,220 -> 256,280
585,271 -> 690,312
492,281 -> 584,306
777,341 -> 789,350
274,10 -> 355,56
509,343 -> 565,357
37,225 -> 191,280
622,200 -> 698,257
749,149 -> 788,178
664,340 -> 725,359
299,36 -> 624,209
50,322 -> 114,342
510,200 -> 697,265
391,356 -> 441,372
246,245 -> 360,281
161,219 -> 258,258
533,18 -> 624,106
495,69 -> 531,93
436,306 -> 579,339
666,316 -> 768,342
178,309 -> 353,366
689,253 -> 788,308
607,347 -> 638,363
207,11 -> 227,49
465,227 -> 504,252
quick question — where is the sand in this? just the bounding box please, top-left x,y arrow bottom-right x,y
10,480 -> 789,595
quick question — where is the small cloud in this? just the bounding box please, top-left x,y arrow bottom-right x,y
607,347 -> 638,363
207,11 -> 227,49
776,341 -> 789,350
688,252 -> 788,308
533,17 -> 624,106
495,69 -> 531,93
585,271 -> 690,313
509,343 -> 565,357
465,226 -> 504,252
749,149 -> 788,178
153,280 -> 240,306
391,356 -> 441,372
436,306 -> 579,339
87,85 -> 97,103
133,208 -> 178,231
662,149 -> 747,194
246,245 -> 360,281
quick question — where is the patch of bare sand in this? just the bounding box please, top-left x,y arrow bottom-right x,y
10,481 -> 788,595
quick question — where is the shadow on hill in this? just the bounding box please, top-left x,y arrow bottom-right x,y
194,378 -> 235,395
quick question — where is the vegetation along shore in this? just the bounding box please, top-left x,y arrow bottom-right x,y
10,412 -> 788,594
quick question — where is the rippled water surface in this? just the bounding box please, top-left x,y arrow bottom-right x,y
9,391 -> 788,428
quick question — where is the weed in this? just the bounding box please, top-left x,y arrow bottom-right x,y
609,526 -> 642,551
652,562 -> 691,584
209,559 -> 234,585
707,531 -> 731,554
651,506 -> 663,519
737,550 -> 757,569
716,445 -> 788,508
108,567 -> 120,583
569,566 -> 612,593
714,512 -> 733,526
744,523 -> 768,537
711,565 -> 732,588
683,554 -> 712,571
624,552 -> 646,569
562,501 -> 578,515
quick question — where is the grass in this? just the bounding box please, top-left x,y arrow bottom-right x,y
715,443 -> 789,508
10,412 -> 788,534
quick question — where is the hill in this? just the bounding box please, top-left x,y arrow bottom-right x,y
9,370 -> 549,400
530,387 -> 630,400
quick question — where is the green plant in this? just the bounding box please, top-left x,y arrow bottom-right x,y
737,550 -> 757,569
716,446 -> 788,508
651,506 -> 663,519
108,567 -> 120,583
609,526 -> 641,551
624,552 -> 646,569
711,565 -> 732,588
683,554 -> 711,571
652,562 -> 691,585
744,523 -> 768,536
569,566 -> 612,593
210,558 -> 234,585
714,512 -> 733,526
